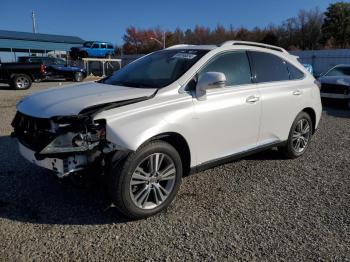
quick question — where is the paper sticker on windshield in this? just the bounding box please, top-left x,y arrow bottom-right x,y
172,53 -> 197,59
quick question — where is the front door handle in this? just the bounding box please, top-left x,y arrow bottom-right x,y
293,90 -> 302,96
246,96 -> 260,103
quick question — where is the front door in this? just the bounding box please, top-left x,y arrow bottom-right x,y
192,51 -> 261,164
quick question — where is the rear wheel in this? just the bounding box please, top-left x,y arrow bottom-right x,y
73,72 -> 84,82
12,74 -> 32,90
280,112 -> 312,159
108,141 -> 182,219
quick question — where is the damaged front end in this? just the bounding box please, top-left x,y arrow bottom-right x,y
11,112 -> 116,177
11,91 -> 156,177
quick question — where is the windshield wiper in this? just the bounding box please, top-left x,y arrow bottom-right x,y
114,81 -> 155,88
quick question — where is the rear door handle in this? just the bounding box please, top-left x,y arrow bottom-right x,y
293,90 -> 302,96
246,96 -> 260,103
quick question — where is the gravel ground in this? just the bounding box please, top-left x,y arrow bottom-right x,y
0,82 -> 349,261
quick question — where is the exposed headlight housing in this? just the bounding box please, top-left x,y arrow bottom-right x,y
40,132 -> 100,154
39,119 -> 106,155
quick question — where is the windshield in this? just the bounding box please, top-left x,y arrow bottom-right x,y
101,49 -> 209,88
83,41 -> 94,47
325,66 -> 350,77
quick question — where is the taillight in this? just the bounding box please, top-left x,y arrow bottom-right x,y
40,64 -> 46,74
314,80 -> 321,90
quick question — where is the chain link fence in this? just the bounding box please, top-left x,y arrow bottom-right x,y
68,58 -> 121,77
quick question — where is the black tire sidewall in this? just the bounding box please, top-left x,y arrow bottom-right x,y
109,141 -> 183,218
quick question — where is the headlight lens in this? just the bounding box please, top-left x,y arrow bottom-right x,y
39,118 -> 106,155
40,131 -> 103,155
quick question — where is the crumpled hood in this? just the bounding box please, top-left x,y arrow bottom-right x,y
17,82 -> 156,118
318,75 -> 350,86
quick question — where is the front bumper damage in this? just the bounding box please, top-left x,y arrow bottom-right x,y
18,143 -> 89,177
11,91 -> 156,177
11,112 -> 117,177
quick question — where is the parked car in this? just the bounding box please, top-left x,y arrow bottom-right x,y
0,59 -> 45,89
70,41 -> 115,59
18,56 -> 87,82
12,41 -> 322,218
318,64 -> 350,108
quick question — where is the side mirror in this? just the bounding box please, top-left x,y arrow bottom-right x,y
196,72 -> 226,100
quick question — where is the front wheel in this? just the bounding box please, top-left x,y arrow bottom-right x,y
108,141 -> 183,219
280,112 -> 313,159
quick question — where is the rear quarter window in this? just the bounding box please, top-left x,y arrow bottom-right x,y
287,62 -> 305,80
249,51 -> 290,83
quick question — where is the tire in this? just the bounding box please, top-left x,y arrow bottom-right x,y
108,141 -> 183,219
280,111 -> 313,159
73,72 -> 84,82
12,74 -> 32,90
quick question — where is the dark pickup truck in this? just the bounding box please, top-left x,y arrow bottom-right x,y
0,60 -> 45,89
18,56 -> 87,82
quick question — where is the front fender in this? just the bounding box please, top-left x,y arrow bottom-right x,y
95,94 -> 197,166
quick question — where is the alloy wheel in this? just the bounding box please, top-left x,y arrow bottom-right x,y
16,77 -> 30,89
292,118 -> 311,153
130,153 -> 176,210
75,72 -> 83,82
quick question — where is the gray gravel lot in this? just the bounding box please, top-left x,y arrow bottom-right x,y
0,82 -> 349,261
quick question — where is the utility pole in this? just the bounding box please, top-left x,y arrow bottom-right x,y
150,31 -> 166,49
32,11 -> 37,33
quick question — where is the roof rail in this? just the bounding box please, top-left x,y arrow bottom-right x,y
220,40 -> 288,53
166,44 -> 195,49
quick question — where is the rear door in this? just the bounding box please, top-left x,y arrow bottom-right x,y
193,51 -> 261,164
248,51 -> 304,145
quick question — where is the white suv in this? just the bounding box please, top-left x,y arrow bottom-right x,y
12,41 -> 322,218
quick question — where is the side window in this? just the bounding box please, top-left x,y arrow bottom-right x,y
287,62 -> 305,80
249,51 -> 289,83
101,43 -> 107,49
199,52 -> 252,86
107,44 -> 113,49
92,43 -> 100,49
